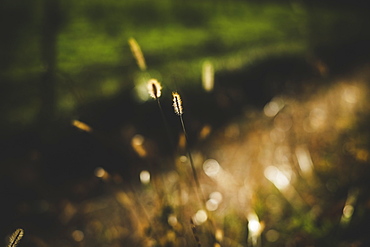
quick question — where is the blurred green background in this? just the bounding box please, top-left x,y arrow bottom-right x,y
1,0 -> 369,134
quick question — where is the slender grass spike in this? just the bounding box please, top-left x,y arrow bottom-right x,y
172,91 -> 206,208
8,228 -> 24,247
172,92 -> 183,116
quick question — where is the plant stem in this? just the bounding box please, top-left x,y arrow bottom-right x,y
179,114 -> 206,207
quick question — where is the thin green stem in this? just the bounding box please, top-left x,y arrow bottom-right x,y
179,115 -> 206,207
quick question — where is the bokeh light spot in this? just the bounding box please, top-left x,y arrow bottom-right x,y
132,134 -> 144,146
209,191 -> 223,204
179,155 -> 188,163
264,98 -> 284,117
168,215 -> 178,227
206,198 -> 219,211
94,167 -> 106,178
266,229 -> 279,242
343,205 -> 354,219
248,219 -> 261,234
72,230 -> 84,242
203,159 -> 221,177
139,170 -> 150,184
193,209 -> 208,225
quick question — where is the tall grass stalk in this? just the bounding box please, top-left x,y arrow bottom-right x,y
147,79 -> 175,151
172,92 -> 206,207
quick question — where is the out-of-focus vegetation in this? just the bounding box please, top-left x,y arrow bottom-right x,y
1,0 -> 370,246
1,0 -> 369,131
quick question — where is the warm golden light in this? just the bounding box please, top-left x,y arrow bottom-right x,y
72,120 -> 92,132
247,212 -> 263,247
139,170 -> 150,184
342,205 -> 354,218
341,188 -> 359,225
94,167 -> 105,178
193,209 -> 208,225
202,60 -> 214,92
128,37 -> 147,71
172,92 -> 183,116
71,230 -> 84,242
199,124 -> 212,140
295,146 -> 313,175
248,219 -> 261,233
264,166 -> 291,190
264,98 -> 284,117
209,191 -> 223,204
147,79 -> 162,99
168,215 -> 178,227
94,167 -> 109,181
206,198 -> 219,211
131,134 -> 147,157
8,228 -> 24,247
203,159 -> 221,177
342,85 -> 359,104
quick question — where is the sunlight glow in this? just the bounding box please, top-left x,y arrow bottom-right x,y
147,79 -> 162,99
264,166 -> 291,190
72,230 -> 84,242
179,155 -> 188,163
264,98 -> 284,117
248,219 -> 261,233
203,159 -> 221,177
72,120 -> 92,132
168,215 -> 178,227
247,212 -> 263,247
295,146 -> 313,174
131,134 -> 147,157
193,210 -> 208,225
342,85 -> 359,104
132,134 -> 144,145
94,167 -> 107,179
139,170 -> 150,184
309,107 -> 327,130
181,190 -> 189,205
209,191 -> 223,204
215,229 -> 224,242
341,188 -> 359,225
202,60 -> 214,92
206,198 -> 219,211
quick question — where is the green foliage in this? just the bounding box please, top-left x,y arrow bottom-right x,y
2,0 -> 368,130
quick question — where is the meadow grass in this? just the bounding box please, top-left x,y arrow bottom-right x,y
2,1 -> 370,246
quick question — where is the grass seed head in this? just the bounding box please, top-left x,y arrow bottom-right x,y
172,92 -> 183,116
8,228 -> 24,247
147,79 -> 162,99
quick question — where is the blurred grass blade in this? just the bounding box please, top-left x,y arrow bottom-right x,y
128,37 -> 147,71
